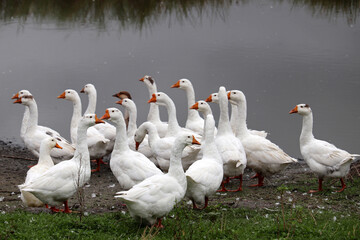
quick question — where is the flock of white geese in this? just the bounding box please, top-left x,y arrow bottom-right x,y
11,75 -> 359,227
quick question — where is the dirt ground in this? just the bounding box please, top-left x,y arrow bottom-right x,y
1,139 -> 359,215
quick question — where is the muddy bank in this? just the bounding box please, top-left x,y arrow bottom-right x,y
1,140 -> 359,215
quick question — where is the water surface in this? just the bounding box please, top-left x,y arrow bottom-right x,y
1,0 -> 359,157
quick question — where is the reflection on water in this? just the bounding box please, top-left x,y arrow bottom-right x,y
0,0 -> 359,30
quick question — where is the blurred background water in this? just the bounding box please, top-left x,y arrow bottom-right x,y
0,0 -> 359,158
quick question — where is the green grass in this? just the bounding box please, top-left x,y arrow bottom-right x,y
1,203 -> 359,240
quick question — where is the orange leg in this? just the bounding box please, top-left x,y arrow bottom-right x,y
249,173 -> 264,187
217,177 -> 230,192
154,218 -> 164,228
227,175 -> 243,192
336,178 -> 346,192
63,200 -> 72,213
50,206 -> 62,213
91,158 -> 107,172
309,178 -> 323,193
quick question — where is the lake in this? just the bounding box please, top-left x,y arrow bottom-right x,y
0,0 -> 359,158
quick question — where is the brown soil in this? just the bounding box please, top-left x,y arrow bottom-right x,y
1,140 -> 359,215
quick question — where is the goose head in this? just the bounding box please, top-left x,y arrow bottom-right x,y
205,93 -> 219,103
12,90 -> 32,100
57,89 -> 79,102
190,100 -> 212,116
80,114 -> 104,127
112,91 -> 132,100
116,98 -> 136,111
13,95 -> 34,105
289,104 -> 312,116
227,90 -> 245,105
176,133 -> 201,148
171,78 -> 192,90
134,123 -> 149,150
147,92 -> 169,107
42,137 -> 63,150
139,75 -> 155,87
100,108 -> 123,122
80,83 -> 96,95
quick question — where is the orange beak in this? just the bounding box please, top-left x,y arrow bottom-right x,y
205,95 -> 212,102
135,142 -> 140,151
55,143 -> 63,149
116,100 -> 123,105
95,114 -> 105,124
57,92 -> 66,99
139,77 -> 145,82
289,106 -> 298,114
227,92 -> 231,99
11,93 -> 19,99
148,93 -> 157,103
100,110 -> 111,120
171,80 -> 180,88
13,98 -> 22,104
192,136 -> 201,145
190,102 -> 199,110
80,87 -> 85,93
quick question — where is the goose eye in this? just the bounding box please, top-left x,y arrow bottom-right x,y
68,91 -> 70,93
157,94 -> 160,96
89,116 -> 93,118
112,110 -> 115,112
234,92 -> 236,94
200,102 -> 203,104
20,92 -> 23,94
187,136 -> 190,138
182,81 -> 185,83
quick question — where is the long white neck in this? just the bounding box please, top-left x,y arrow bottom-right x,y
25,100 -> 39,131
69,95 -> 82,144
113,117 -> 130,153
20,107 -> 30,139
163,98 -> 181,136
84,90 -> 97,115
146,83 -> 161,123
75,123 -> 90,167
184,86 -> 202,121
230,104 -> 238,135
74,122 -> 91,186
38,144 -> 54,166
300,113 -> 315,144
232,94 -> 249,138
168,140 -> 187,189
199,108 -> 212,138
125,105 -> 137,139
140,122 -> 160,148
217,88 -> 232,136
202,115 -> 221,163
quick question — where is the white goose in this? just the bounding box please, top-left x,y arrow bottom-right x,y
207,92 -> 267,138
116,98 -> 157,166
206,87 -> 247,192
171,79 -> 205,135
290,103 -> 360,192
20,114 -> 104,213
57,90 -> 111,172
115,134 -> 201,228
100,108 -> 162,190
19,137 -> 62,207
12,90 -> 62,142
185,113 -> 223,209
228,90 -> 297,187
148,92 -> 202,169
81,83 -> 116,171
112,90 -> 132,129
13,95 -> 75,163
139,75 -> 168,137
